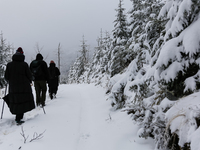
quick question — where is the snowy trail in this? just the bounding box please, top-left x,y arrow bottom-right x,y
0,84 -> 154,150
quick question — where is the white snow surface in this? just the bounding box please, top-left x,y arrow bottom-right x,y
0,84 -> 154,150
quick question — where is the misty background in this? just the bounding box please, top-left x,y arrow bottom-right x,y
0,0 -> 132,78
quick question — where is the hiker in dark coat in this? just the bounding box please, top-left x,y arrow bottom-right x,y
4,47 -> 35,124
30,53 -> 49,107
48,60 -> 60,99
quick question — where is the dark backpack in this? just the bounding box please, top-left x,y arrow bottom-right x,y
49,67 -> 56,79
31,60 -> 42,77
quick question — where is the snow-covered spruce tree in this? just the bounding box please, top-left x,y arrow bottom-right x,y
128,0 -> 200,149
109,0 -> 162,106
79,36 -> 89,77
138,0 -> 200,149
102,31 -> 112,76
108,0 -> 174,149
108,0 -> 163,109
0,33 -> 13,87
67,36 -> 90,84
144,0 -> 165,48
127,1 -> 168,145
88,29 -> 105,81
107,0 -> 130,108
128,0 -> 164,53
67,59 -> 79,83
124,0 -> 163,107
84,30 -> 112,86
106,0 -> 130,106
153,0 -> 200,99
109,0 -> 130,77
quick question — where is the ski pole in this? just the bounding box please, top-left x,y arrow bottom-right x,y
1,84 -> 7,119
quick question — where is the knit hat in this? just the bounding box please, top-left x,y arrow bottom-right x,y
50,60 -> 55,64
16,47 -> 23,54
36,53 -> 43,60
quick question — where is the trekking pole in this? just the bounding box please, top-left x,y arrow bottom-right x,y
42,106 -> 46,114
1,84 -> 7,119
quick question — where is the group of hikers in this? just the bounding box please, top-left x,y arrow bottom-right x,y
3,47 -> 60,125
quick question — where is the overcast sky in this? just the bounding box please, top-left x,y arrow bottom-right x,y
0,0 -> 132,69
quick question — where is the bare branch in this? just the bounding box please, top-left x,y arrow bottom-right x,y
34,42 -> 44,54
29,130 -> 46,142
20,127 -> 46,143
20,126 -> 29,143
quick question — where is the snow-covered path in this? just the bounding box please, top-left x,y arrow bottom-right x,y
0,84 -> 154,150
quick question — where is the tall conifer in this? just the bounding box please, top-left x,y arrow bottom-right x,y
110,0 -> 129,77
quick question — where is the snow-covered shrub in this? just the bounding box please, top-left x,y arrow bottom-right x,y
165,92 -> 200,150
126,93 -> 174,150
108,73 -> 128,109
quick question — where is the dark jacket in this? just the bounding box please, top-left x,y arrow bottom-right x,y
30,54 -> 49,81
4,53 -> 35,114
48,63 -> 60,88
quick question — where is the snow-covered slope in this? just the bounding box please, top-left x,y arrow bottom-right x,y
0,84 -> 154,150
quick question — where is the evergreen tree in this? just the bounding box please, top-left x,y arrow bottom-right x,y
102,31 -> 112,75
153,0 -> 200,99
107,1 -> 171,149
144,0 -> 164,48
67,36 -> 89,83
115,0 -> 163,109
67,63 -> 75,84
84,30 -> 112,85
78,35 -> 89,78
110,0 -> 130,77
94,29 -> 104,74
128,0 -> 163,62
129,0 -> 162,44
140,1 -> 200,148
112,0 -> 129,47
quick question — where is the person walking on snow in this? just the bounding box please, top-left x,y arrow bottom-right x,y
48,60 -> 60,99
4,47 -> 35,125
30,53 -> 49,107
